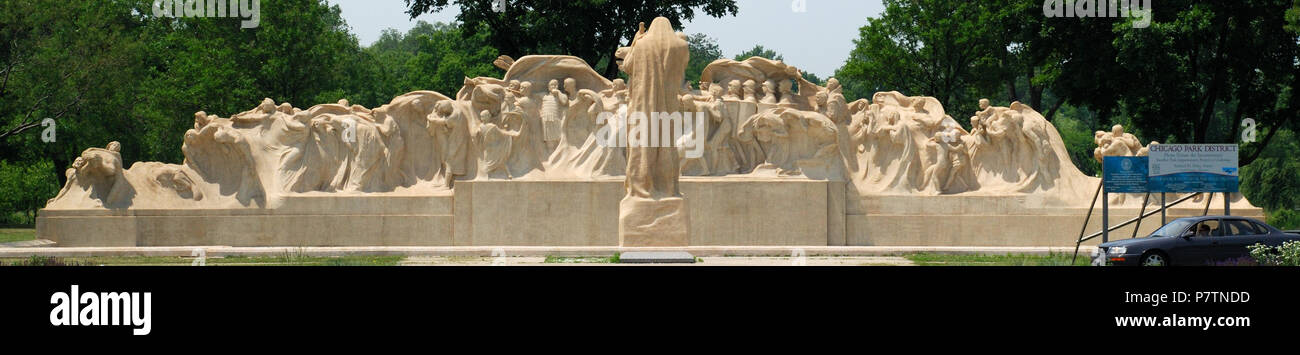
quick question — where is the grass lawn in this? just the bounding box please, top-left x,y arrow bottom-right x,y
0,228 -> 36,244
904,252 -> 1092,266
1,254 -> 405,266
543,254 -> 620,264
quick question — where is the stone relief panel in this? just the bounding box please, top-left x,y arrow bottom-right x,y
43,37 -> 1254,211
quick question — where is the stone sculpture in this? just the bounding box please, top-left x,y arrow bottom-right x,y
41,17 -> 1260,249
614,17 -> 692,246
541,79 -> 569,155
1094,124 -> 1157,163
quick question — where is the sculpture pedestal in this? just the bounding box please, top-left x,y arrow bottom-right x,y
619,196 -> 690,247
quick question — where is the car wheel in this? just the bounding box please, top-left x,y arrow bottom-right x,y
1140,251 -> 1168,267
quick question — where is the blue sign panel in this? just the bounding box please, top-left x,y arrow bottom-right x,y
1148,174 -> 1239,193
1147,144 -> 1239,193
1103,156 -> 1148,193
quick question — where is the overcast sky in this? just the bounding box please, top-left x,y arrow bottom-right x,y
327,0 -> 884,78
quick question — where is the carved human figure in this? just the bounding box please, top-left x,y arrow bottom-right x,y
1093,124 -> 1144,163
617,17 -> 690,199
924,128 -> 973,194
194,111 -> 212,129
760,80 -> 779,104
602,78 -> 628,104
861,109 -> 922,191
815,91 -> 829,114
755,108 -> 837,177
563,89 -> 601,146
823,89 -> 848,125
704,94 -> 739,175
973,99 -> 993,132
943,135 -> 974,193
677,95 -> 709,176
721,80 -> 741,101
708,84 -> 724,101
503,81 -> 520,113
743,80 -> 758,102
426,100 -> 471,183
563,77 -> 579,102
153,164 -> 204,201
50,157 -> 88,204
740,111 -> 792,174
509,81 -> 547,173
477,110 -> 522,179
777,80 -> 795,106
541,79 -> 569,153
54,141 -> 130,208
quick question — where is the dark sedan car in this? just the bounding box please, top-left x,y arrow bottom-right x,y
1096,216 -> 1300,266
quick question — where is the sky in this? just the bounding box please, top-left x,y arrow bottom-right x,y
326,0 -> 885,78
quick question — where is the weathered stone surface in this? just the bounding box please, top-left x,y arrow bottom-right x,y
619,196 -> 689,247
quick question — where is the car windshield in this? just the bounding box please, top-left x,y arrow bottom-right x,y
1149,219 -> 1197,238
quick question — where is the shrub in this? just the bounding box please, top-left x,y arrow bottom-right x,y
1266,208 -> 1300,230
1248,241 -> 1300,266
7,255 -> 82,266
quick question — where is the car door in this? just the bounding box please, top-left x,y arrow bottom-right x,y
1214,219 -> 1261,262
1169,219 -> 1222,266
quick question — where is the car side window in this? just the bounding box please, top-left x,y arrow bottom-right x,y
1250,221 -> 1271,234
1191,220 -> 1223,237
1223,220 -> 1257,236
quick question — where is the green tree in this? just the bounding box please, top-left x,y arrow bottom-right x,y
0,159 -> 59,225
834,0 -> 1011,115
319,21 -> 500,105
1047,0 -> 1299,166
733,44 -> 783,61
0,0 -> 148,184
731,44 -> 821,88
407,22 -> 502,96
1,0 -> 381,222
404,0 -> 739,79
1240,129 -> 1300,229
685,33 -> 722,85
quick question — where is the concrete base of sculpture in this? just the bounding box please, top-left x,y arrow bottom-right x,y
37,193 -> 455,247
846,194 -> 1262,246
35,179 -> 1262,248
619,196 -> 690,247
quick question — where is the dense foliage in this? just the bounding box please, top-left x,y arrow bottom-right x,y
404,0 -> 739,78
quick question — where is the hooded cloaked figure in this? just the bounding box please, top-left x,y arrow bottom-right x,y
619,17 -> 690,199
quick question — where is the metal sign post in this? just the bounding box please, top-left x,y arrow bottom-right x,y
1102,156 -> 1150,244
1160,193 -> 1166,225
1102,179 -> 1108,244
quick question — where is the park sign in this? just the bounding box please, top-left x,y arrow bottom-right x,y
1147,144 -> 1239,193
1103,156 -> 1149,193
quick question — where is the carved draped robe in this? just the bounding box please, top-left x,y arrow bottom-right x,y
622,18 -> 690,199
